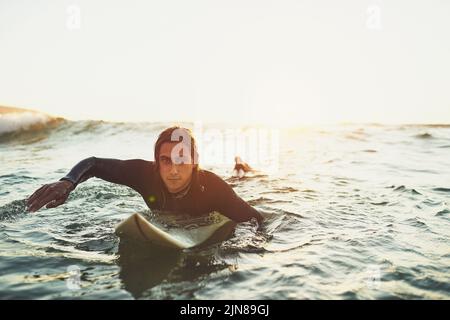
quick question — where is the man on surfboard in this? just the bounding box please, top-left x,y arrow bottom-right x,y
26,126 -> 263,224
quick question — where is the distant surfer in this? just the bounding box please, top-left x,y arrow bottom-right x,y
232,156 -> 253,178
26,126 -> 263,224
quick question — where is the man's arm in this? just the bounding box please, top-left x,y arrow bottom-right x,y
60,156 -> 151,194
27,157 -> 152,212
210,173 -> 263,224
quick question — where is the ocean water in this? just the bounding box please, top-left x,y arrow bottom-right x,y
0,112 -> 449,299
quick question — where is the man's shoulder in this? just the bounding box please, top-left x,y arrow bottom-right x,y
198,168 -> 229,189
198,168 -> 221,180
130,159 -> 155,166
115,159 -> 156,174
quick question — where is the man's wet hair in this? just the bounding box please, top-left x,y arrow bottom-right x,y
154,126 -> 199,171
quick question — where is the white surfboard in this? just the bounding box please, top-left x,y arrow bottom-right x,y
115,211 -> 236,250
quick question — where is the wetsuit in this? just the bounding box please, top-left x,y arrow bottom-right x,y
60,157 -> 262,223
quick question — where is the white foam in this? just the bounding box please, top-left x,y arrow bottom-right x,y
0,112 -> 52,135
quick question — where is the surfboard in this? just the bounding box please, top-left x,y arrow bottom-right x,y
115,211 -> 236,250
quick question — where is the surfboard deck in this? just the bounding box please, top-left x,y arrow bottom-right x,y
115,211 -> 236,250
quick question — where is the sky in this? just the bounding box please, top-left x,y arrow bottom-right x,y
1,0 -> 449,125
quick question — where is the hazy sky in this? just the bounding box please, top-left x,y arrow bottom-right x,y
1,0 -> 449,125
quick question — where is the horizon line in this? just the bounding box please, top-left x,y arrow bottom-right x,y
1,103 -> 449,128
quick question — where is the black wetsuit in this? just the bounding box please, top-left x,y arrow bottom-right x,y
60,157 -> 262,223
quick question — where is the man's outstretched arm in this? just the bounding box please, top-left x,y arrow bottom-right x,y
59,157 -> 149,191
27,157 -> 151,212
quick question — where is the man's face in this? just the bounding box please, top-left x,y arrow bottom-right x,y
158,142 -> 194,193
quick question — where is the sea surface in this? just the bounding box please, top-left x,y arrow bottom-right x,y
0,111 -> 449,299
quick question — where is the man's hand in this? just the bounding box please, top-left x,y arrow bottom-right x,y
26,180 -> 74,212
